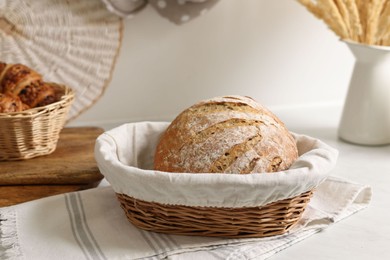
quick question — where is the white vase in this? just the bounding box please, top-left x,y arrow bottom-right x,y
338,40 -> 390,145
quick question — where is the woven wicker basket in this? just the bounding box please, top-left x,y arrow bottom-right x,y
95,122 -> 339,239
0,83 -> 74,161
116,190 -> 313,238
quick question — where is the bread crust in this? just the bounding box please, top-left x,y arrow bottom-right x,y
154,96 -> 298,174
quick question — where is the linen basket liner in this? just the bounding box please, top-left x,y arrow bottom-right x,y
95,121 -> 339,208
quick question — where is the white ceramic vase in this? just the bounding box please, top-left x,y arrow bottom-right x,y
338,40 -> 390,145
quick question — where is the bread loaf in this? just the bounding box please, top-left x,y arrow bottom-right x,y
154,95 -> 298,174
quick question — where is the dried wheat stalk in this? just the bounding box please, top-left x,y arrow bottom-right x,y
297,0 -> 390,46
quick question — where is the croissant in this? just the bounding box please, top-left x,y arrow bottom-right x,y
0,62 -> 58,110
0,62 -> 9,93
0,63 -> 42,95
19,81 -> 56,108
0,93 -> 29,113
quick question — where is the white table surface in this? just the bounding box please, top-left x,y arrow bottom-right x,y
1,104 -> 389,259
85,103 -> 390,260
272,104 -> 390,260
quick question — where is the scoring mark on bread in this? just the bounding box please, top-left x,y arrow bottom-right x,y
269,157 -> 282,172
191,118 -> 265,144
209,133 -> 263,173
240,157 -> 261,174
190,101 -> 260,115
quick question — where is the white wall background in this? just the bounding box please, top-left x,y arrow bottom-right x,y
70,0 -> 355,128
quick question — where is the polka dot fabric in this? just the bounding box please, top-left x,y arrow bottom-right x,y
150,0 -> 220,24
102,0 -> 220,24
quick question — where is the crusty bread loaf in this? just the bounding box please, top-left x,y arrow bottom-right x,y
154,95 -> 298,174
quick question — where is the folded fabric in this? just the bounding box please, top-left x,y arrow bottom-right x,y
0,176 -> 371,260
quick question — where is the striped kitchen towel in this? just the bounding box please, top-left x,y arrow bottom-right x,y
0,176 -> 371,260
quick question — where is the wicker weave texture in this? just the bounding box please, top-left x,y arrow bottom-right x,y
116,190 -> 313,238
0,84 -> 74,161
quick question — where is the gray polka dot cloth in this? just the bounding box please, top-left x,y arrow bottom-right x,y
101,0 -> 220,24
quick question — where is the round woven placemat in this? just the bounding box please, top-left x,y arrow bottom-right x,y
0,0 -> 123,121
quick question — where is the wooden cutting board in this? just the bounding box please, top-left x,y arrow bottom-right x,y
0,127 -> 105,207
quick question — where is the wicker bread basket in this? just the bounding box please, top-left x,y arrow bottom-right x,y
116,190 -> 313,238
0,83 -> 74,161
95,122 -> 338,238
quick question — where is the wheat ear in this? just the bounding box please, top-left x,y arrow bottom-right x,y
334,0 -> 353,39
318,0 -> 350,38
365,0 -> 386,44
353,0 -> 368,42
297,0 -> 325,20
376,1 -> 390,44
343,0 -> 363,42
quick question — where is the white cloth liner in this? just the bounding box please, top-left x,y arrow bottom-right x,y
94,121 -> 339,208
0,176 -> 372,260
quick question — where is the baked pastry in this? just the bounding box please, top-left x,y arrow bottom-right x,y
0,62 -> 9,93
19,81 -> 56,108
0,63 -> 42,95
0,62 -> 58,110
154,95 -> 298,174
0,93 -> 29,113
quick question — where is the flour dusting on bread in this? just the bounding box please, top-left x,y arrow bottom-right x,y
154,95 -> 298,174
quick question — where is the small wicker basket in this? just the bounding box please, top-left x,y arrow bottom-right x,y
95,122 -> 338,239
0,83 -> 74,161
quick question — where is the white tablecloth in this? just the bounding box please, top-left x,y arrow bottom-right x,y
0,176 -> 371,260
